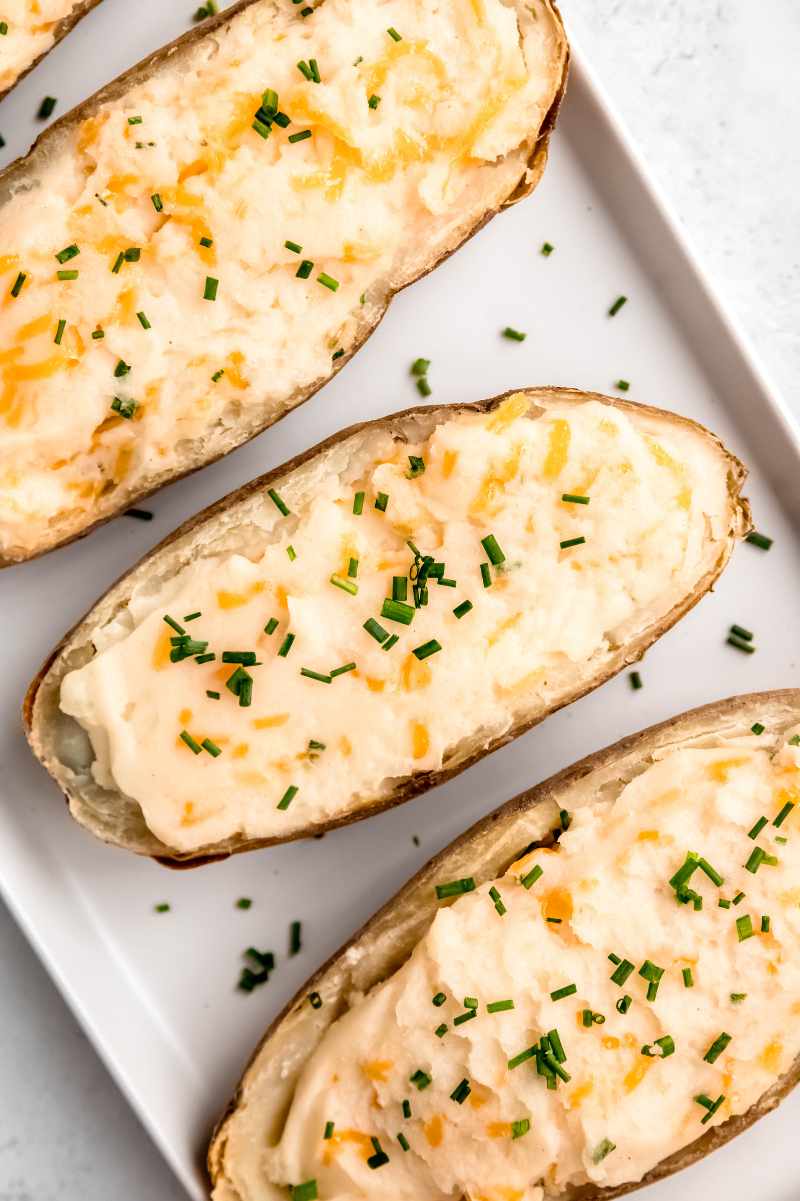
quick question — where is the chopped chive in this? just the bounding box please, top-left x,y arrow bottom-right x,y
203,276 -> 218,301
110,397 -> 137,419
642,1035 -> 675,1059
774,800 -> 795,827
481,534 -> 505,566
592,1139 -> 616,1164
387,26 -> 402,40
761,914 -> 771,933
0,21 -> 6,33
410,1069 -> 431,1090
560,809 -> 571,831
287,545 -> 297,561
151,193 -> 163,212
450,1079 -> 471,1104
546,917 -> 562,924
308,991 -> 322,1009
54,318 -> 66,345
736,914 -> 754,941
453,600 -> 473,619
291,1183 -> 317,1201
222,651 -> 257,665
520,863 -> 543,889
560,536 -> 586,549
91,328 -> 105,339
432,992 -> 446,1007
749,816 -> 768,839
37,96 -> 57,120
608,295 -> 627,316
111,252 -> 124,274
330,662 -> 356,677
288,129 -> 312,143
487,999 -> 515,1013
541,242 -> 554,256
615,379 -> 631,391
410,358 -> 430,376
417,378 -> 431,398
201,738 -> 222,757
317,271 -> 339,291
265,618 -> 279,635
730,993 -> 747,1003
136,311 -> 151,330
745,531 -> 772,551
751,722 -> 765,735
695,1094 -> 725,1125
489,886 -> 506,916
123,247 -> 141,262
368,94 -> 381,109
413,639 -> 441,661
682,967 -> 694,988
163,615 -> 185,635
353,490 -> 365,514
323,1121 -> 334,1140
330,573 -> 358,596
508,1045 -> 538,1070
114,359 -> 131,378
180,730 -> 202,754
55,243 -> 79,264
727,634 -> 755,654
381,598 -> 414,625
277,785 -> 298,811
733,891 -> 745,905
697,857 -> 724,887
402,1099 -> 411,1118
296,259 -> 314,279
480,562 -> 492,588
10,272 -> 26,298
392,577 -> 408,602
610,959 -> 634,986
704,1033 -> 732,1064
374,491 -> 389,512
364,617 -> 390,644
616,995 -> 632,1014
268,488 -> 290,516
502,326 -> 526,341
550,983 -> 577,1001
289,920 -> 302,955
396,1132 -> 410,1152
435,877 -> 475,900
56,269 -> 78,281
434,1023 -> 448,1038
406,455 -> 425,479
629,671 -> 643,690
285,240 -> 302,254
199,236 -> 213,248
301,668 -> 332,684
278,633 -> 295,657
730,624 -> 754,642
561,493 -> 590,505
195,653 -> 216,664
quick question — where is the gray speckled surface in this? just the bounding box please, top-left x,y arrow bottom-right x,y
0,3 -> 797,1199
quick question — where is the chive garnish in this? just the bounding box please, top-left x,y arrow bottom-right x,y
561,493 -> 590,505
730,624 -> 753,642
480,562 -> 492,588
508,1045 -> 538,1070
610,959 -> 634,986
154,903 -> 170,913
396,1132 -> 410,1152
56,269 -> 78,281
761,914 -> 771,933
511,1119 -> 530,1139
289,129 -> 312,143
37,96 -> 57,120
773,799 -> 795,827
331,573 -> 358,596
289,920 -> 302,955
541,242 -> 554,256
727,634 -> 755,654
638,960 -> 664,1001
374,491 -> 389,512
277,785 -> 298,811
111,252 -> 124,274
642,1035 -> 675,1058
450,1079 -> 471,1104
704,1032 -> 732,1064
435,877 -> 475,899
481,534 -> 505,566
308,991 -> 322,1009
453,600 -> 473,619
410,1069 -> 431,1090
434,1022 -> 448,1039
520,863 -> 543,889
733,891 -> 745,905
616,995 -> 632,1014
203,276 -> 218,301
489,886 -> 506,916
201,738 -> 222,757
317,271 -> 339,291
55,243 -> 79,264
285,241 -> 302,255
745,531 -> 772,550
206,690 -> 220,700
164,615 -> 185,634
301,668 -> 332,684
748,816 -> 768,839
180,730 -> 202,754
330,662 -> 356,677
9,272 -> 26,298
368,93 -> 381,109
54,318 -> 66,345
392,576 -> 408,602
502,327 -> 526,341
695,1094 -> 725,1124
151,193 -> 163,212
364,617 -> 389,644
268,488 -> 290,515
736,914 -> 754,941
487,999 -> 515,1013
592,1139 -> 616,1163
751,722 -> 765,735
323,1121 -> 334,1140
608,295 -> 627,316
296,259 -> 314,279
113,359 -> 131,378
432,992 -> 446,1007
92,328 -> 105,339
291,1183 -> 317,1201
353,490 -> 365,514
387,26 -> 402,40
615,379 -> 631,391
402,1099 -> 411,1118
406,455 -> 425,478
730,993 -> 746,1003
413,639 -> 441,660
560,536 -> 586,549
381,598 -> 414,625
111,397 -> 137,419
550,983 -> 577,1001
682,967 -> 694,988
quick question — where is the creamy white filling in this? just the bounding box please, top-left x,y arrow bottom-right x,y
264,733 -> 800,1200
0,0 -> 564,555
0,0 -> 81,91
59,398 -> 731,852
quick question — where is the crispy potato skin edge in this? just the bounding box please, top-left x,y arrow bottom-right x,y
23,386 -> 752,866
0,0 -> 104,102
207,689 -> 800,1200
0,0 -> 569,566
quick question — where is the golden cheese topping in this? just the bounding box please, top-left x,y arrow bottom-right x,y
0,0 -> 83,93
59,397 -> 733,852
264,729 -> 800,1200
0,0 -> 565,559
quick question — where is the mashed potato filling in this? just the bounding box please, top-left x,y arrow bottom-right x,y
59,397 -> 732,851
0,0 -> 84,93
0,0 -> 564,558
264,730 -> 800,1200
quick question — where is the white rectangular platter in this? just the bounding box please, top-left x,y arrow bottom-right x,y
1,9 -> 799,1199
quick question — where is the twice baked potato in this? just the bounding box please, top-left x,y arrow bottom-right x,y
0,0 -> 568,565
208,689 -> 800,1201
0,0 -> 103,100
25,388 -> 750,865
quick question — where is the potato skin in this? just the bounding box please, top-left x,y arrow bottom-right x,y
0,0 -> 569,566
0,0 -> 105,102
23,387 -> 751,867
207,690 -> 800,1201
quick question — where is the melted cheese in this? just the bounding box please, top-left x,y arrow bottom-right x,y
263,731 -> 800,1200
59,397 -> 732,853
0,0 -> 82,93
0,0 -> 565,559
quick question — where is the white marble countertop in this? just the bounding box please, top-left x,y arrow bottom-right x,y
0,3 -> 797,1198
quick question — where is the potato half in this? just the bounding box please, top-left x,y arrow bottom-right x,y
0,0 -> 104,100
0,0 -> 568,564
25,388 -> 750,865
208,690 -> 800,1201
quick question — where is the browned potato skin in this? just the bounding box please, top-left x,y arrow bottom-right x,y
0,0 -> 569,566
207,690 -> 800,1201
23,388 -> 751,868
0,0 -> 104,101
